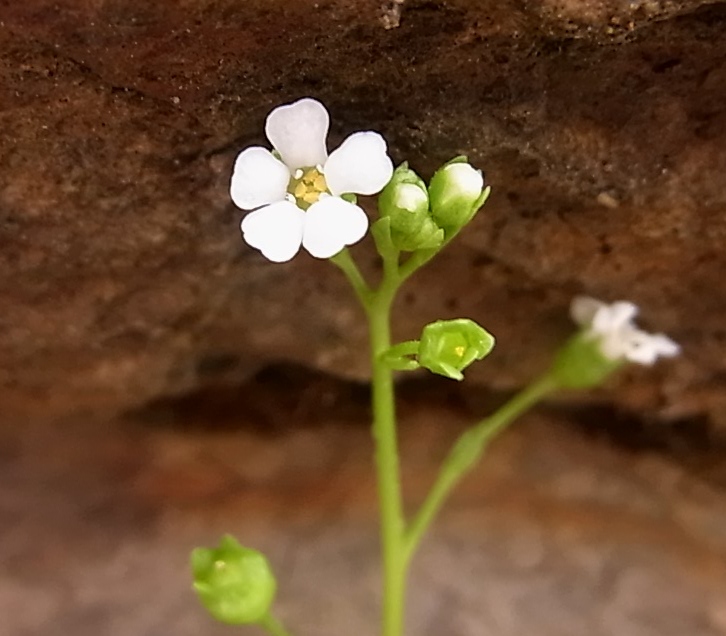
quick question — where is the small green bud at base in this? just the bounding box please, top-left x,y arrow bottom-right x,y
378,163 -> 443,252
551,333 -> 623,389
418,318 -> 495,381
191,535 -> 277,625
429,158 -> 486,235
395,215 -> 444,251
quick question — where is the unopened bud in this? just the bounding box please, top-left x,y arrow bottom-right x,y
378,163 -> 444,251
418,318 -> 495,381
428,158 -> 489,234
191,535 -> 277,625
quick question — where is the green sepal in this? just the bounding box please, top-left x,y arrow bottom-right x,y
443,155 -> 469,165
371,216 -> 399,261
417,319 -> 495,381
551,333 -> 624,389
418,222 -> 446,249
464,185 -> 491,226
191,546 -> 215,578
474,185 -> 492,209
393,216 -> 444,252
341,193 -> 358,204
428,158 -> 488,236
378,162 -> 446,253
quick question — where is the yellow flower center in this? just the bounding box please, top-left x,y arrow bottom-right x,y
290,167 -> 328,209
454,345 -> 466,357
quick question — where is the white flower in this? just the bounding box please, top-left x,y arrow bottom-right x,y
230,98 -> 394,262
570,296 -> 680,365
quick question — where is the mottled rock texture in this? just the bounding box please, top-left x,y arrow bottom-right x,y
2,370 -> 726,636
0,0 -> 725,424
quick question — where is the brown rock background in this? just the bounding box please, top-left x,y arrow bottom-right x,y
1,1 -> 726,635
3,371 -> 726,636
1,0 -> 725,423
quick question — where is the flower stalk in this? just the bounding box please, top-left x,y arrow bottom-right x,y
369,291 -> 407,636
348,241 -> 555,636
403,373 -> 558,563
365,245 -> 408,636
259,613 -> 293,636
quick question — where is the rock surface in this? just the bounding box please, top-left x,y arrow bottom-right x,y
2,4 -> 726,632
1,0 -> 725,426
2,368 -> 726,636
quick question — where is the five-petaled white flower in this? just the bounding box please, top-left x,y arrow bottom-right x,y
570,296 -> 680,365
230,98 -> 394,262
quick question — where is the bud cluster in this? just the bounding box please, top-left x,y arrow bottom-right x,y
377,157 -> 490,252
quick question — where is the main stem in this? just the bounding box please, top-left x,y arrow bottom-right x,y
368,271 -> 407,636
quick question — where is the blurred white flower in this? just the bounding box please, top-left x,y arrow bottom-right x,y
230,98 -> 394,262
570,296 -> 680,365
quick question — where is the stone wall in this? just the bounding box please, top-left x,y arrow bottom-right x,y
1,0 -> 725,424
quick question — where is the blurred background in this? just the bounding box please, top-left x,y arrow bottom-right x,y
1,0 -> 725,634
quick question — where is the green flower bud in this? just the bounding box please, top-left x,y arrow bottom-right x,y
191,535 -> 277,625
378,163 -> 444,252
550,333 -> 623,389
429,157 -> 489,234
418,318 -> 495,381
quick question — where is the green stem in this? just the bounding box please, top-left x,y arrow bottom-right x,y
259,612 -> 292,636
330,248 -> 373,309
332,236 -> 552,636
380,340 -> 421,371
367,255 -> 407,636
383,340 -> 420,358
398,232 -> 458,282
403,373 -> 558,562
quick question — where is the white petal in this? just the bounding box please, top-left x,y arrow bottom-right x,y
230,147 -> 290,210
609,302 -> 639,327
441,163 -> 484,198
591,301 -> 638,334
240,201 -> 305,263
302,197 -> 369,259
265,98 -> 329,170
624,331 -> 680,365
324,132 -> 394,196
623,331 -> 661,365
395,183 -> 428,211
570,296 -> 605,327
598,329 -> 632,360
651,333 -> 681,357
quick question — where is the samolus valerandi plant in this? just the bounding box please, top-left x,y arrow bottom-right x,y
191,97 -> 680,636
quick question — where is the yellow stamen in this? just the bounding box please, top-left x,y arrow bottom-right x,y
289,167 -> 329,209
313,174 -> 327,191
302,191 -> 320,204
454,346 -> 466,357
293,182 -> 308,199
